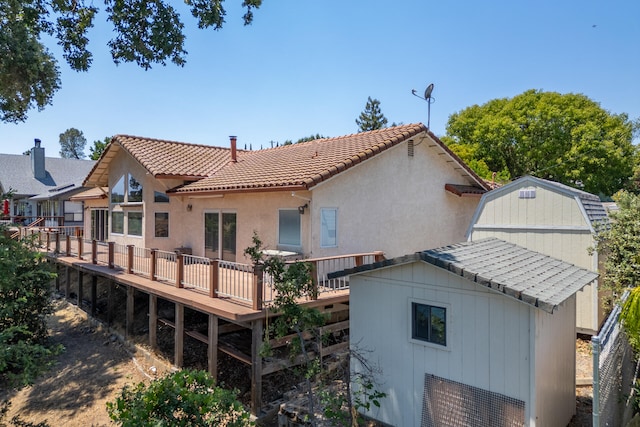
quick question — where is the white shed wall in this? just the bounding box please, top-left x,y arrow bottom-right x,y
350,261 -> 533,426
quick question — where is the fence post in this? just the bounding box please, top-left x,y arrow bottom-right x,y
210,260 -> 219,298
310,260 -> 319,300
108,242 -> 115,269
127,245 -> 134,274
176,253 -> 184,288
92,240 -> 97,264
252,264 -> 263,311
66,235 -> 71,256
592,335 -> 600,427
77,235 -> 82,259
150,249 -> 157,281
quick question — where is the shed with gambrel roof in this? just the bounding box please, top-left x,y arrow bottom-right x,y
466,175 -> 609,334
330,238 -> 597,426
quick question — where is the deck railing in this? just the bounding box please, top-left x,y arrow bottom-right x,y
25,226 -> 384,310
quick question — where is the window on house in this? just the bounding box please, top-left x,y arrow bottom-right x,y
64,201 -> 83,222
278,209 -> 301,248
155,212 -> 169,237
112,211 -> 124,234
320,208 -> 337,247
128,212 -> 143,236
111,176 -> 125,204
128,176 -> 143,202
412,302 -> 447,346
154,191 -> 170,203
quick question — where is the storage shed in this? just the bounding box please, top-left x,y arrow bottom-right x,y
334,238 -> 597,426
466,175 -> 609,334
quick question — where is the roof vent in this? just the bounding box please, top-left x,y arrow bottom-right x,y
408,140 -> 414,157
519,188 -> 536,199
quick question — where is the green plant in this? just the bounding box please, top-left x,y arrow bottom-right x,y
106,369 -> 251,426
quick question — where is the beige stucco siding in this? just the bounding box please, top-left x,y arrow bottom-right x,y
310,139 -> 480,259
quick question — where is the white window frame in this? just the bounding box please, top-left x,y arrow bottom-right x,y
320,208 -> 338,248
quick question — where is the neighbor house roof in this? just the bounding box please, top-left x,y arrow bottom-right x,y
329,238 -> 598,313
83,136 -> 240,187
169,123 -> 490,195
0,153 -> 95,198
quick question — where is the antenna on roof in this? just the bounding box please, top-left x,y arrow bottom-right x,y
411,83 -> 435,129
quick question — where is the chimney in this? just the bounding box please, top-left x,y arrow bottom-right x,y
229,136 -> 237,163
31,138 -> 46,179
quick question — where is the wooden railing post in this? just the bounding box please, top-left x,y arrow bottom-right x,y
310,260 -> 319,300
374,251 -> 385,262
209,260 -> 219,298
108,242 -> 115,269
92,240 -> 97,264
355,255 -> 364,267
176,253 -> 184,288
55,232 -> 60,254
66,235 -> 71,256
252,264 -> 263,310
127,245 -> 134,274
150,249 -> 157,281
77,235 -> 82,259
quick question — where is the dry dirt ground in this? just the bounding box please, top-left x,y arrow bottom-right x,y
1,298 -> 595,426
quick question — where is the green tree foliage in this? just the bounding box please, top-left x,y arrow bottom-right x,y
444,90 -> 637,196
282,134 -> 326,146
356,97 -> 388,132
106,369 -> 251,426
0,229 -> 60,388
0,0 -> 262,123
620,287 -> 640,354
59,128 -> 87,159
593,191 -> 640,294
89,137 -> 111,160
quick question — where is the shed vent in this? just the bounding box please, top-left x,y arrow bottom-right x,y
421,374 -> 525,427
519,187 -> 536,199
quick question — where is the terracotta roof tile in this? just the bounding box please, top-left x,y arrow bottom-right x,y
171,124 -> 433,194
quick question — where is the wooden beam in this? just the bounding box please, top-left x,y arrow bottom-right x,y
218,342 -> 251,365
90,275 -> 97,317
251,319 -> 263,415
208,314 -> 218,380
149,295 -> 157,350
175,303 -> 184,367
107,280 -> 114,327
77,271 -> 83,308
65,266 -> 70,300
126,286 -> 134,338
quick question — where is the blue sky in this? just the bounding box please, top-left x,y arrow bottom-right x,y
1,0 -> 639,157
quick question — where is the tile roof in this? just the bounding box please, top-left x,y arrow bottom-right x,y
329,238 -> 598,313
170,124 -> 489,195
83,135 -> 237,187
69,187 -> 108,201
0,153 -> 95,198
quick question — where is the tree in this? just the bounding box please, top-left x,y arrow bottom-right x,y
355,97 -> 388,132
59,128 -> 87,159
0,0 -> 262,123
282,134 -> 326,145
89,137 -> 111,160
106,369 -> 251,426
0,229 -> 61,388
443,90 -> 638,196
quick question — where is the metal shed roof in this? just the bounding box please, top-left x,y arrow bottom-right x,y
329,238 -> 598,313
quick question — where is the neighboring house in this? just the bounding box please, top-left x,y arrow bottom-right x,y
334,238 -> 598,426
82,124 -> 490,261
466,175 -> 609,334
0,139 -> 96,227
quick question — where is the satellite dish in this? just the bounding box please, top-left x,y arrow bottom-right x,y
424,83 -> 434,100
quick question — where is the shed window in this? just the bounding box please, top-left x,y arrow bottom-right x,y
412,302 -> 446,346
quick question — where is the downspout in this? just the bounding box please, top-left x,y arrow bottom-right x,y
591,335 -> 600,427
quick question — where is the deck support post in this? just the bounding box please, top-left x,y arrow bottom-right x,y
66,235 -> 71,256
90,275 -> 97,316
55,232 -> 60,254
310,261 -> 319,300
126,286 -> 135,338
65,266 -> 70,300
251,319 -> 263,415
92,240 -> 97,264
175,303 -> 184,367
107,280 -> 114,327
208,314 -> 219,379
46,232 -> 50,251
209,260 -> 218,298
149,295 -> 158,350
108,242 -> 115,269
77,270 -> 83,308
127,245 -> 134,274
252,265 -> 263,310
77,235 -> 82,259
55,264 -> 60,291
